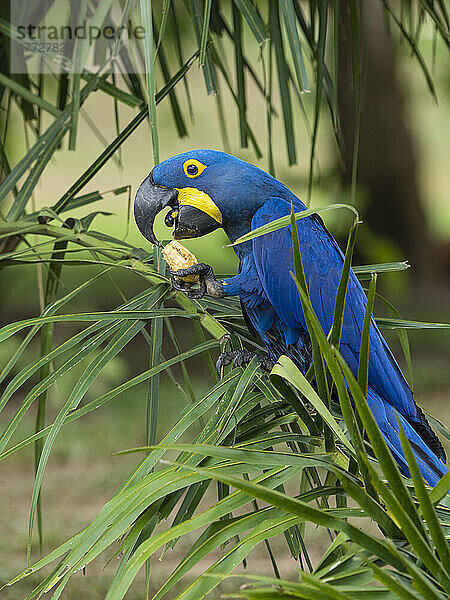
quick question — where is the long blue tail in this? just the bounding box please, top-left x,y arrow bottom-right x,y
367,388 -> 447,487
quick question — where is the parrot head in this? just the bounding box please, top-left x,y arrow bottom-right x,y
134,149 -> 280,245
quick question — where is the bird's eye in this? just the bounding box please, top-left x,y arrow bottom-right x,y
183,159 -> 206,178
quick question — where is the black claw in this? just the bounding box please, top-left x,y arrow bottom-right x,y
232,350 -> 255,368
171,263 -> 212,278
170,263 -> 224,299
216,350 -> 242,374
186,285 -> 206,299
259,355 -> 275,371
216,350 -> 274,375
170,273 -> 192,292
215,351 -> 234,373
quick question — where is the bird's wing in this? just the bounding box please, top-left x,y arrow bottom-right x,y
251,197 -> 415,418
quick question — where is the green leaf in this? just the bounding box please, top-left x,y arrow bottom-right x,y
199,0 -> 213,65
288,275 -> 376,496
169,515 -> 304,600
230,204 -> 359,246
187,0 -> 217,94
68,0 -> 87,150
353,262 -> 410,279
307,0 -> 327,203
358,273 -> 377,397
232,0 -> 269,45
0,72 -> 61,117
26,286 -> 170,561
333,352 -> 449,587
289,205 -> 331,449
0,340 -> 221,463
430,472 -> 450,505
211,46 -> 262,158
279,0 -> 310,91
169,1 -> 195,119
330,219 -> 358,348
156,0 -> 171,55
0,318 -> 107,414
109,469 -> 307,600
81,72 -> 142,107
62,186 -> 131,212
233,3 -> 248,147
116,371 -> 241,490
117,444 -> 336,470
375,318 -> 450,330
6,530 -> 85,587
165,460 -> 406,571
7,132 -> 69,220
269,0 -> 296,165
0,320 -> 122,471
398,422 -> 450,573
140,0 -> 159,164
383,2 -> 437,101
37,462 -> 264,596
0,308 -> 194,343
0,267 -> 113,390
269,375 -> 320,436
153,28 -> 187,138
368,561 -> 424,600
271,356 -> 354,455
34,237 -> 69,550
146,249 -> 166,447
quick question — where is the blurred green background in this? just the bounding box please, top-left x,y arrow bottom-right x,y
1,2 -> 449,597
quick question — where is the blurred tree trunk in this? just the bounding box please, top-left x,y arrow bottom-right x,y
338,0 -> 435,282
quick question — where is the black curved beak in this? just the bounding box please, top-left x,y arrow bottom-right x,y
134,173 -> 178,246
173,205 -> 220,240
135,173 -> 221,245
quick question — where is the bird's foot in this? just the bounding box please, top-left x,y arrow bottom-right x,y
216,350 -> 275,375
170,263 -> 225,299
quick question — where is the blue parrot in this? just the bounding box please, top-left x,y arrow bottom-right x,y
134,149 -> 447,487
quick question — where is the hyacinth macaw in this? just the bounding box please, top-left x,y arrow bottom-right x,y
134,149 -> 447,486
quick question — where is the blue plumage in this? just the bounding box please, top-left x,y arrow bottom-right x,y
150,149 -> 447,486
248,198 -> 446,485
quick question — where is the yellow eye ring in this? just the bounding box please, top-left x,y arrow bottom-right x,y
183,159 -> 206,178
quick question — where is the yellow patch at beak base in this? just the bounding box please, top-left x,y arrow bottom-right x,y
176,187 -> 222,224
